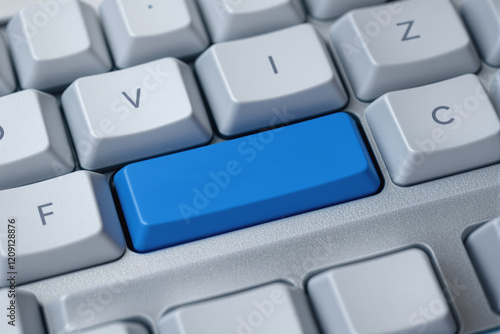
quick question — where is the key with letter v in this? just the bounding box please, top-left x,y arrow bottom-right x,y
122,88 -> 141,108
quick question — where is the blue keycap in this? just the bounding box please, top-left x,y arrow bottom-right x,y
114,113 -> 381,252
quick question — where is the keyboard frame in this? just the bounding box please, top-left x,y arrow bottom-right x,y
1,0 -> 500,333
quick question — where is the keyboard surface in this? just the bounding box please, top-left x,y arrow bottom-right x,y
0,0 -> 499,333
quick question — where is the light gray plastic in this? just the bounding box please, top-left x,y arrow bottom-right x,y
1,1 -> 500,333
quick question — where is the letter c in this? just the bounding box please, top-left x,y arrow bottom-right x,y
432,106 -> 454,125
0,126 -> 4,141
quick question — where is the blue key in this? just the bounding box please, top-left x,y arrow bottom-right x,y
114,113 -> 380,252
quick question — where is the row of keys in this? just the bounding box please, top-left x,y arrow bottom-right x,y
2,71 -> 500,192
1,23 -> 349,188
1,207 -> 498,333
2,0 -> 498,98
2,70 -> 500,193
42,247 -> 481,333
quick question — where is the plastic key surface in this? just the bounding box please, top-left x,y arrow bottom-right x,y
158,283 -> 319,334
195,24 -> 348,137
0,90 -> 75,190
304,0 -> 386,20
62,58 -> 212,170
330,0 -> 480,101
0,35 -> 16,97
100,0 -> 209,68
78,321 -> 149,334
196,0 -> 306,43
115,112 -> 380,253
0,171 -> 125,286
366,74 -> 500,186
6,0 -> 112,91
466,217 -> 500,314
308,248 -> 457,334
462,0 -> 500,67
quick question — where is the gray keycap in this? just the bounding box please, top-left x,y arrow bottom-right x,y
366,74 -> 500,186
304,0 -> 386,20
0,171 -> 125,286
0,289 -> 45,334
330,0 -> 480,101
490,70 -> 500,111
195,24 -> 347,137
79,321 -> 149,334
0,90 -> 75,190
0,35 -> 17,97
196,0 -> 306,43
462,0 -> 500,67
157,282 -> 319,334
100,0 -> 209,68
62,58 -> 212,170
466,217 -> 500,315
6,0 -> 112,91
308,248 -> 457,334
0,0 -> 103,24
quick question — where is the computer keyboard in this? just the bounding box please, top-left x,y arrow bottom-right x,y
0,0 -> 499,333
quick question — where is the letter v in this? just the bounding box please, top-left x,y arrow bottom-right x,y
122,88 -> 141,108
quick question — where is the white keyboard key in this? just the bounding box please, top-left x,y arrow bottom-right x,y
462,0 -> 500,67
6,0 -> 112,91
0,35 -> 17,97
195,24 -> 348,137
0,0 -> 103,24
0,289 -> 45,334
466,217 -> 500,314
0,171 -> 125,286
0,90 -> 74,190
308,249 -> 457,334
366,74 -> 500,186
62,58 -> 212,170
100,0 -> 209,69
158,283 -> 319,334
79,321 -> 149,334
304,0 -> 386,20
330,0 -> 480,101
197,0 -> 306,43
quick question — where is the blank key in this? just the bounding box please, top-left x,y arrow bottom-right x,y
366,74 -> 500,186
330,0 -> 480,101
158,283 -> 319,334
308,248 -> 457,334
0,35 -> 17,97
6,0 -> 112,91
466,218 -> 500,315
462,0 -> 500,67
